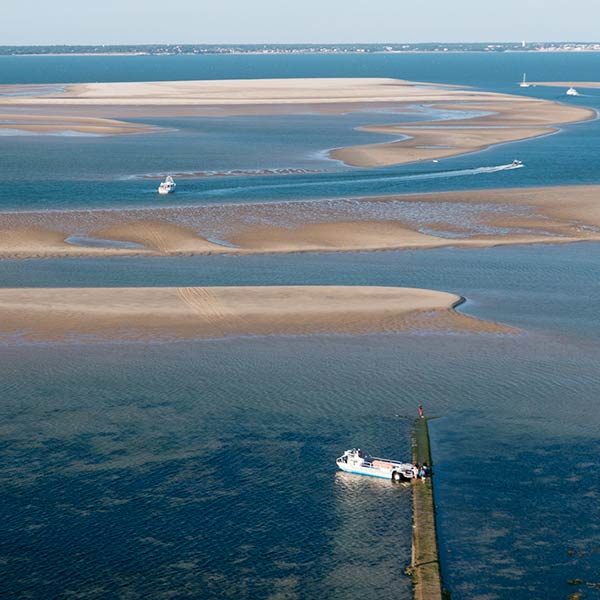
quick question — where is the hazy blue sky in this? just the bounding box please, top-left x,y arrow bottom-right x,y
1,0 -> 598,45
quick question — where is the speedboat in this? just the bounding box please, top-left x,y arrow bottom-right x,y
511,159 -> 523,167
336,448 -> 416,482
566,87 -> 579,96
158,175 -> 176,195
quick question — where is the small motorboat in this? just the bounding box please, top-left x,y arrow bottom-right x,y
566,87 -> 579,97
158,176 -> 176,195
511,159 -> 523,167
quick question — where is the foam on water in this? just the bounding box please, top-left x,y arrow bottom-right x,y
196,163 -> 526,198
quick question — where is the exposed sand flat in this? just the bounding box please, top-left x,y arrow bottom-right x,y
0,78 -> 593,164
229,221 -> 445,252
93,221 -> 226,254
417,98 -> 592,127
331,95 -> 593,167
0,113 -> 153,135
532,82 -> 600,89
0,286 -> 506,342
0,78 -> 488,106
1,185 -> 600,258
331,126 -> 551,168
0,227 -> 155,258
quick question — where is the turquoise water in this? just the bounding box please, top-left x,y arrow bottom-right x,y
1,53 -> 600,599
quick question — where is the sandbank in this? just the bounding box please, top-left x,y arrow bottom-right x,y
531,82 -> 600,89
0,78 -> 593,164
0,78 -> 485,107
330,94 -> 593,167
0,286 -> 506,342
1,185 -> 600,259
331,126 -> 551,168
0,113 -> 154,135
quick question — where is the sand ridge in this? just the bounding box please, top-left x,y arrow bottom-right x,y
0,113 -> 154,135
2,185 -> 600,259
329,95 -> 594,167
0,78 -> 487,106
0,286 -> 509,342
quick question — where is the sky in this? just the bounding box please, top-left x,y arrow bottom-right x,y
1,0 -> 598,45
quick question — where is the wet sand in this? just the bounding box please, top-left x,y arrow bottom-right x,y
0,113 -> 154,135
1,185 -> 599,259
0,78 -> 593,163
0,286 -> 506,342
331,126 -> 551,168
330,95 -> 593,167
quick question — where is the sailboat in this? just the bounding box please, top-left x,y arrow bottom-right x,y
519,73 -> 531,88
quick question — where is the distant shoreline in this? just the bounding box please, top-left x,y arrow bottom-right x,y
5,50 -> 600,58
3,42 -> 600,57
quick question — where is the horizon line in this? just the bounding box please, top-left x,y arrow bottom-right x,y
2,41 -> 600,47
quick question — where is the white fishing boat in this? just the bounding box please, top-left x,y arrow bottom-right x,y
336,448 -> 417,482
158,176 -> 176,195
566,87 -> 579,96
519,73 -> 531,88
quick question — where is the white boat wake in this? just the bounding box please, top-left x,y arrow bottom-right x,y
192,162 -> 525,197
384,162 -> 524,183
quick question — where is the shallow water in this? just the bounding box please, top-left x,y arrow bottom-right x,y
2,53 -> 600,599
1,243 -> 600,599
0,337 -> 417,600
1,54 -> 600,211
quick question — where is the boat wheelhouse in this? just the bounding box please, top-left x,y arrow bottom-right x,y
158,175 -> 176,195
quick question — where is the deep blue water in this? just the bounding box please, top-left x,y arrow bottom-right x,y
1,52 -> 600,87
1,244 -> 600,600
1,53 -> 600,600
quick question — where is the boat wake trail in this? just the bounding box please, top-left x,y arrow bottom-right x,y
194,162 -> 524,197
386,162 -> 524,182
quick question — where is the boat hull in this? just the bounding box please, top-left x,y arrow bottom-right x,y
337,461 -> 396,479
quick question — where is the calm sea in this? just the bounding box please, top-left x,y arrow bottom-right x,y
1,52 -> 600,211
1,53 -> 600,600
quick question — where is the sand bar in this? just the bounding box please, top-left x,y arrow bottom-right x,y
0,78 -> 496,107
331,126 -> 552,168
0,286 -> 507,342
0,78 -> 593,164
329,94 -> 593,167
0,113 -> 154,135
1,185 -> 600,259
531,82 -> 600,89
